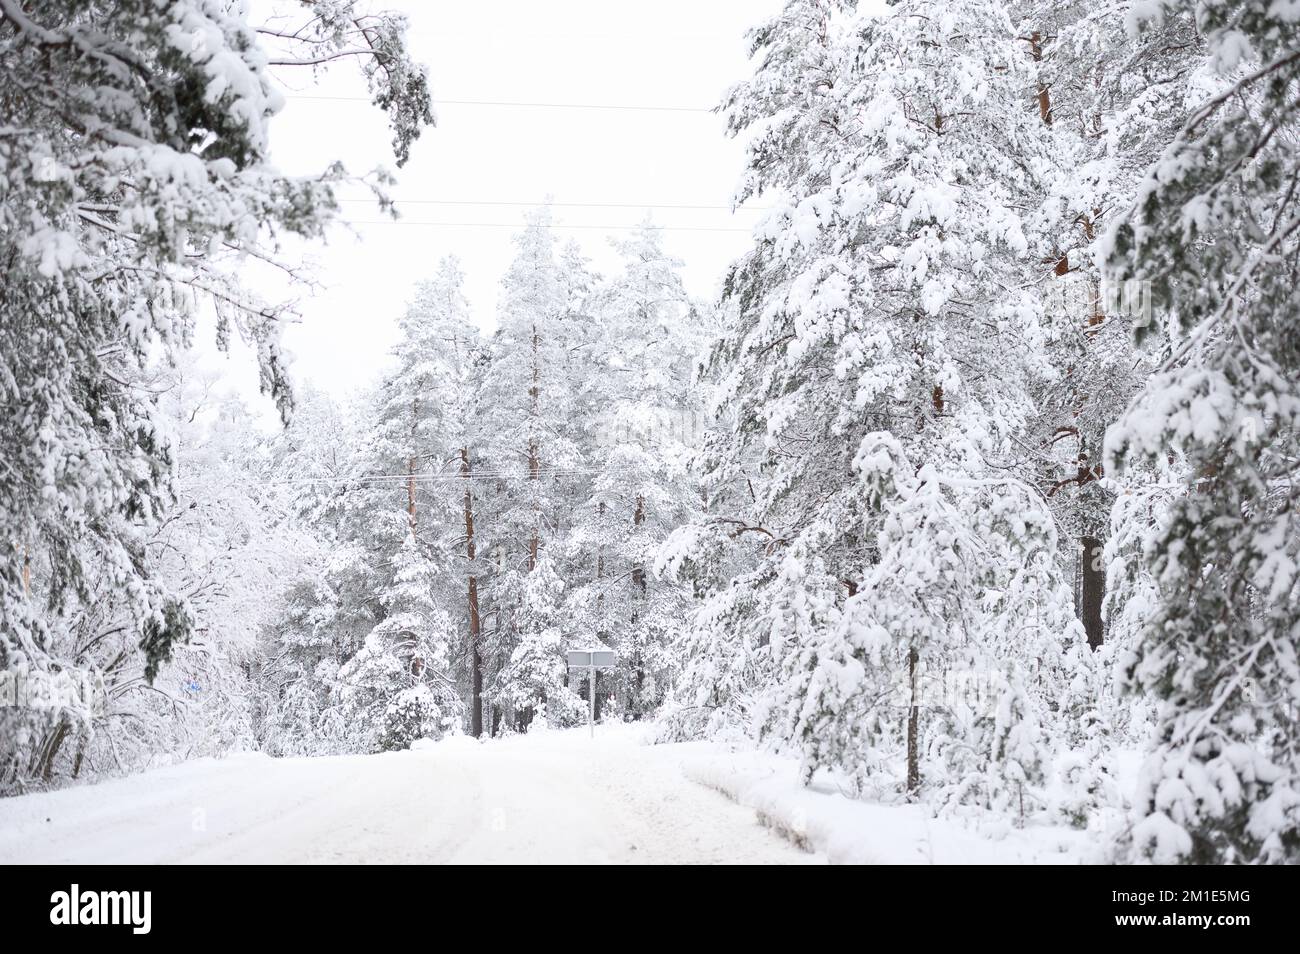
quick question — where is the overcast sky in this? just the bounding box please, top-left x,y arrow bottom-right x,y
222,0 -> 782,410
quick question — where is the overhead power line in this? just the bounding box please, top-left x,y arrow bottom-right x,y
252,468 -> 615,486
285,94 -> 714,113
339,220 -> 751,233
336,198 -> 767,212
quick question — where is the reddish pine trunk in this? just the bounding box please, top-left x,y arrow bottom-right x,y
528,323 -> 540,571
407,398 -> 420,531
462,447 -> 483,736
631,495 -> 646,597
1028,31 -> 1052,124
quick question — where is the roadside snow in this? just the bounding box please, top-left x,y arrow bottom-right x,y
680,748 -> 1108,864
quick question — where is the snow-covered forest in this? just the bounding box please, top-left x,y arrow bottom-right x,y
1,0 -> 1298,868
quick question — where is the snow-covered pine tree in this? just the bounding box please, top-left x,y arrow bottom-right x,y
666,0 -> 1072,806
492,554 -> 585,728
1010,0 -> 1205,827
476,209 -> 590,730
256,388 -> 376,757
293,261 -> 478,751
1104,0 -> 1300,864
335,531 -> 460,752
1014,1 -> 1202,655
568,223 -> 709,718
0,0 -> 430,781
7,360 -> 315,791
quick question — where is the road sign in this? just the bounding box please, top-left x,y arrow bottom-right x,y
567,649 -> 616,669
567,646 -> 616,737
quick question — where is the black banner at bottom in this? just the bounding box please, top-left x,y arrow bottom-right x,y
6,864 -> 1283,943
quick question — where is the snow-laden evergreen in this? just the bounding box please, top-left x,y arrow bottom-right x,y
1104,0 -> 1300,864
0,0 -> 430,792
661,0 -> 1076,814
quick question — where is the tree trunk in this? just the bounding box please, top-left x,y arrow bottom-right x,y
39,721 -> 69,782
630,495 -> 646,598
1030,26 -> 1109,660
1028,31 -> 1052,125
1081,535 -> 1105,650
407,397 -> 420,532
528,322 -> 540,571
906,648 -> 920,799
630,496 -> 648,712
596,500 -> 605,611
462,447 -> 483,737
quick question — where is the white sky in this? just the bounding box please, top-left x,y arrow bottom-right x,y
222,0 -> 782,409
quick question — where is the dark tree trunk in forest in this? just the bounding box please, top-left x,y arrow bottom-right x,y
38,721 -> 69,782
407,397 -> 420,532
528,322 -> 540,571
462,447 -> 482,737
1028,31 -> 1053,124
631,495 -> 646,596
630,495 -> 647,713
1081,535 -> 1105,650
906,648 -> 920,799
596,500 -> 605,612
1029,28 -> 1111,659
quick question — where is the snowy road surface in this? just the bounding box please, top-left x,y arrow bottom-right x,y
0,726 -> 816,864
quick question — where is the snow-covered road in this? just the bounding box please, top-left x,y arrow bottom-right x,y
0,726 -> 816,864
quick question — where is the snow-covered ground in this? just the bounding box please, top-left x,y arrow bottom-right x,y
0,725 -> 1111,864
0,725 -> 814,864
680,750 -> 1110,864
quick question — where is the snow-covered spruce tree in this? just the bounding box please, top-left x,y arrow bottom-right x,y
493,554 -> 585,728
666,0 -> 1072,807
0,0 -> 430,786
567,223 -> 710,718
1104,0 -> 1300,864
335,532 -> 461,752
475,210 -> 594,730
659,0 -> 875,747
255,388 -> 375,757
335,260 -> 478,749
795,436 -> 1068,812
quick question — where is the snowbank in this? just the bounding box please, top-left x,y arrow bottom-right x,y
680,749 -> 1098,864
